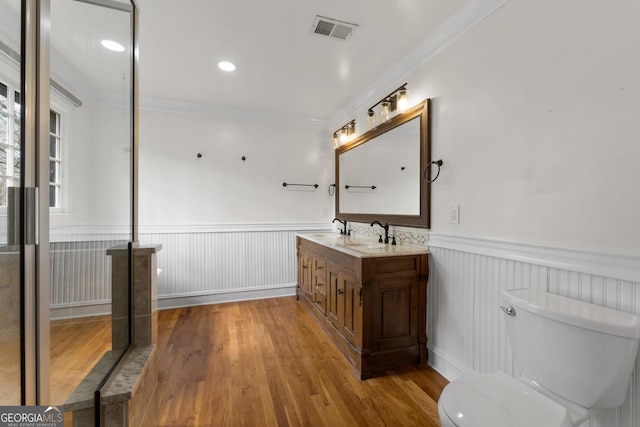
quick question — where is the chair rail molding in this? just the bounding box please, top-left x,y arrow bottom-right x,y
428,231 -> 640,284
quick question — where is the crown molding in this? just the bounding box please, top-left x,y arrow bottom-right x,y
140,96 -> 328,129
330,0 -> 511,129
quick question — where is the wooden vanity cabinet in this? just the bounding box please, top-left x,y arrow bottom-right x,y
296,236 -> 428,379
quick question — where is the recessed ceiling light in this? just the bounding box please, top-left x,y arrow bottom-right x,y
101,40 -> 125,52
217,60 -> 237,72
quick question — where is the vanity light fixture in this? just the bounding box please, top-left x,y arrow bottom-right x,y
334,119 -> 356,147
217,60 -> 237,72
101,39 -> 125,52
368,83 -> 409,122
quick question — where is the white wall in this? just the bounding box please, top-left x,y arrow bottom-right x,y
345,0 -> 640,254
50,101 -> 132,232
137,106 -> 335,306
138,108 -> 334,226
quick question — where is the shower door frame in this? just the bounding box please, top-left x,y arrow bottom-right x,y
22,0 -> 52,405
20,0 -> 139,406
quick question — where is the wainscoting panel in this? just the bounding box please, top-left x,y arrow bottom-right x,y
427,232 -> 640,427
139,224 -> 331,308
47,224 -> 331,317
50,238 -> 129,319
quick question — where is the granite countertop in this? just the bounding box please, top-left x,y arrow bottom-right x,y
297,232 -> 429,258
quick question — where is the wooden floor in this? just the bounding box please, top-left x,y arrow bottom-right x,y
0,315 -> 111,406
157,297 -> 448,426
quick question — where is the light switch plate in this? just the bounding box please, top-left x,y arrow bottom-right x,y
449,205 -> 460,224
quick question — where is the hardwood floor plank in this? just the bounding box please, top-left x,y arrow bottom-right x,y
157,297 -> 448,426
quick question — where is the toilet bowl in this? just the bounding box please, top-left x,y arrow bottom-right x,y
437,289 -> 640,427
438,372 -> 575,427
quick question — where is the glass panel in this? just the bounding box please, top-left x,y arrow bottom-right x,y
0,0 -> 23,406
0,176 -> 6,206
49,109 -> 57,134
12,146 -> 19,179
49,0 -> 133,422
49,135 -> 57,158
0,82 -> 7,113
49,185 -> 56,208
49,160 -> 56,183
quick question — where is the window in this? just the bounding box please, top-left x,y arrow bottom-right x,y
49,110 -> 61,208
0,81 -> 20,207
0,79 -> 62,209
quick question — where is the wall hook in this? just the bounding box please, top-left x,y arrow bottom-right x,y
241,156 -> 246,161
197,153 -> 202,158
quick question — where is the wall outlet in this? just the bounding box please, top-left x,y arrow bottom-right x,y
449,205 -> 460,224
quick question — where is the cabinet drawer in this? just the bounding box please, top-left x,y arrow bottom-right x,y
315,275 -> 327,295
314,292 -> 327,316
314,258 -> 327,276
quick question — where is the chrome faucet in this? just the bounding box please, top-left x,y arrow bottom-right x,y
332,218 -> 349,235
370,220 -> 390,244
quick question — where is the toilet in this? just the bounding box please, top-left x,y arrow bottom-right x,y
438,288 -> 640,427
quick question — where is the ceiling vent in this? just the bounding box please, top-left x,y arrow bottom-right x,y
310,15 -> 358,41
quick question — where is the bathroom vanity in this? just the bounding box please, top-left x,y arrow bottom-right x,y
296,232 -> 429,379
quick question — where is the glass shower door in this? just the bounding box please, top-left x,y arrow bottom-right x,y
0,2 -> 137,420
48,0 -> 135,421
0,0 -> 23,406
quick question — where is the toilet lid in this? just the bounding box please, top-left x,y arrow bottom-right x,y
439,372 -> 573,427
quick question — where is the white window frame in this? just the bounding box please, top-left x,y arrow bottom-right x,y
48,98 -> 69,214
0,70 -> 21,214
1,58 -> 69,215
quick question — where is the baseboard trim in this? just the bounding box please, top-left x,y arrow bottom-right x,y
157,284 -> 297,310
50,301 -> 112,320
427,345 -> 475,382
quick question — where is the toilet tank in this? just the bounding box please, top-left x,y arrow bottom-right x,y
502,289 -> 640,409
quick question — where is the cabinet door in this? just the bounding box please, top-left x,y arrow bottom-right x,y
297,251 -> 312,298
342,273 -> 362,348
373,275 -> 419,351
313,258 -> 327,315
327,265 -> 342,329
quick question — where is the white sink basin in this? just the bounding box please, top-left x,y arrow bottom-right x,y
347,243 -> 386,249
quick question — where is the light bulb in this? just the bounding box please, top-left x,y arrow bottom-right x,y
367,109 -> 375,130
380,101 -> 391,122
397,89 -> 409,113
339,129 -> 348,144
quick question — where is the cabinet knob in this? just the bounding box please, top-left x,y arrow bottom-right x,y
337,289 -> 344,295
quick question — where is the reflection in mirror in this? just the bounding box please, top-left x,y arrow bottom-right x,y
340,117 -> 420,215
336,100 -> 430,228
49,0 -> 133,418
0,0 -> 22,406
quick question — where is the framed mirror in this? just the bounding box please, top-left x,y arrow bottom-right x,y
335,99 -> 431,228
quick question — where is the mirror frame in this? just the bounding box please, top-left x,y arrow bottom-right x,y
335,99 -> 431,228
